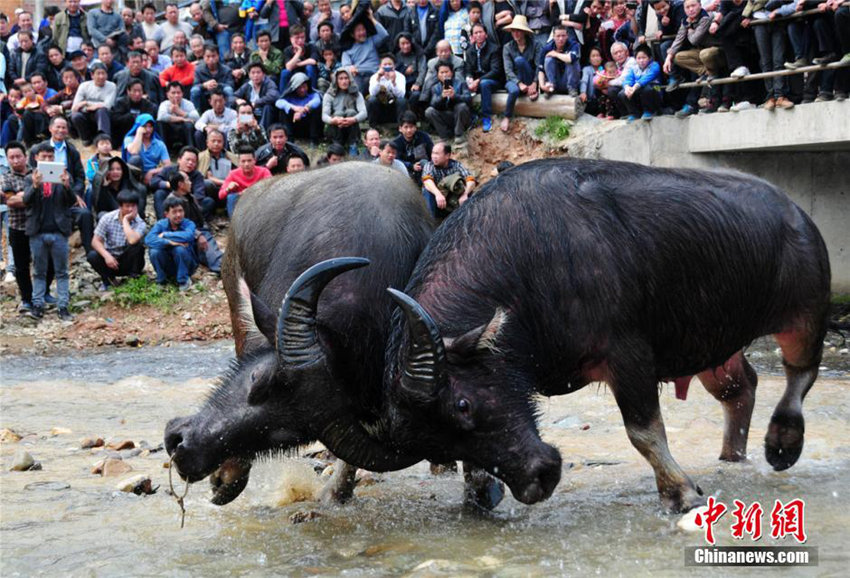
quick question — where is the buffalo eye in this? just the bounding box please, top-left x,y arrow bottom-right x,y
456,398 -> 471,414
250,370 -> 258,384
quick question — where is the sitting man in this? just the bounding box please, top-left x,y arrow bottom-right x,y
424,62 -> 472,146
367,54 -> 406,128
464,23 -> 503,132
70,62 -> 116,146
194,88 -> 238,149
275,72 -> 323,145
23,143 -> 76,321
111,79 -> 158,150
219,145 -> 272,217
123,113 -> 171,185
144,195 -> 197,291
114,50 -> 163,108
191,43 -> 234,113
255,124 -> 311,176
166,171 -> 223,276
87,189 -> 146,290
359,127 -> 382,161
420,141 -> 475,220
159,46 -> 196,98
280,24 -> 319,95
321,67 -> 367,154
373,140 -> 407,176
392,111 -> 433,184
228,102 -> 269,152
198,129 -> 236,207
234,62 -> 280,130
248,30 -> 284,80
341,15 -> 389,94
157,81 -> 200,151
538,25 -> 581,97
151,146 -> 210,221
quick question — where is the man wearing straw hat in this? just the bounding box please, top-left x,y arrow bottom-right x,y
501,14 -> 543,132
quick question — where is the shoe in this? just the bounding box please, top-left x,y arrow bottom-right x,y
3,271 -> 15,283
730,101 -> 754,112
812,53 -> 837,65
762,98 -> 776,111
625,115 -> 637,123
568,88 -> 579,97
775,96 -> 795,109
675,105 -> 695,118
814,93 -> 832,103
29,306 -> 44,320
702,100 -> 719,114
730,66 -> 750,78
178,280 -> 192,292
482,117 -> 492,132
640,112 -> 654,121
801,97 -> 814,104
665,78 -> 680,93
58,308 -> 74,322
784,58 -> 808,70
716,104 -> 730,113
17,301 -> 32,313
98,282 -> 111,292
840,54 -> 850,65
835,91 -> 848,102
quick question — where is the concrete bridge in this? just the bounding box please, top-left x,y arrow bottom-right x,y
565,101 -> 850,293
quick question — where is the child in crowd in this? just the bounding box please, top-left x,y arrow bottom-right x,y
391,111 -> 434,185
16,83 -> 45,113
459,1 -> 483,55
617,44 -> 662,121
580,46 -> 605,113
594,61 -> 620,119
317,47 -> 340,94
86,134 -> 116,183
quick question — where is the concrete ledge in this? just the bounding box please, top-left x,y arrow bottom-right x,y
472,93 -> 582,120
687,100 -> 850,153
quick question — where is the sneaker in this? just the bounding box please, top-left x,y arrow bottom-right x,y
784,57 -> 808,70
730,101 -> 754,112
3,271 -> 15,283
482,116 -> 492,132
675,105 -> 695,118
665,77 -> 680,93
730,66 -> 750,78
17,301 -> 32,313
812,53 -> 837,65
98,282 -> 112,292
840,54 -> 850,65
625,115 -> 637,123
640,112 -> 654,121
44,293 -> 57,309
835,91 -> 848,102
762,98 -> 776,111
716,104 -> 730,113
814,93 -> 832,103
775,96 -> 795,109
178,280 -> 193,292
58,308 -> 74,322
28,306 -> 44,320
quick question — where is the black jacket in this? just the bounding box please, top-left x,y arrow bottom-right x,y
9,47 -> 49,84
464,40 -> 504,84
28,141 -> 85,199
408,2 -> 440,57
23,178 -> 76,237
114,68 -> 165,107
111,96 -> 159,130
254,142 -> 310,176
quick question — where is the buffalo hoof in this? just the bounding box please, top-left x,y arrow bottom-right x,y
464,476 -> 505,512
318,460 -> 357,504
765,413 -> 805,471
661,484 -> 705,514
209,458 -> 252,505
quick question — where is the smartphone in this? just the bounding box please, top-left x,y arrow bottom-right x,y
443,79 -> 452,89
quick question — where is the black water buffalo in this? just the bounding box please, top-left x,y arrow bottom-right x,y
386,158 -> 831,512
164,163 -> 436,504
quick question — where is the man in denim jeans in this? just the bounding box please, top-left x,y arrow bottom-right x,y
23,142 -> 76,321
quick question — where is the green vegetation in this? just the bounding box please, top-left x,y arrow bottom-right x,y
113,276 -> 181,310
535,116 -> 572,141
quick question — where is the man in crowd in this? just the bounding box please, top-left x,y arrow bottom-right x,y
157,81 -> 200,151
255,124 -> 310,176
123,113 -> 171,184
165,170 -> 223,276
145,195 -> 197,291
195,88 -> 238,149
249,30 -> 284,79
202,0 -> 244,61
191,43 -> 234,113
1,142 -> 35,313
464,22 -> 503,132
96,44 -> 125,82
234,62 -> 279,129
155,2 -> 194,56
424,62 -> 472,146
9,31 -> 48,88
52,0 -> 90,57
367,54 -> 406,128
421,141 -> 475,219
225,33 -> 250,89
140,3 -> 161,42
114,50 -> 163,107
392,110 -> 433,183
145,38 -> 171,74
151,146 -> 211,221
539,25 -> 581,97
197,129 -> 235,205
219,145 -> 272,217
87,189 -> 146,290
341,14 -> 389,94
280,24 -> 319,95
87,0 -> 122,49
111,78 -> 158,149
373,140 -> 408,176
160,46 -> 196,97
71,62 -> 116,145
275,72 -> 323,144
321,67 -> 366,154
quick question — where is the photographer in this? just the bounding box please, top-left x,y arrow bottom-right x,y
425,62 -> 472,146
367,54 -> 407,128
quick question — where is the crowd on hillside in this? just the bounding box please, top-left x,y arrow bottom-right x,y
0,0 -> 848,322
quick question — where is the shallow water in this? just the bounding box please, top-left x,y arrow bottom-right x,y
1,342 -> 848,576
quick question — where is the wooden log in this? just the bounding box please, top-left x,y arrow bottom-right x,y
472,93 -> 582,120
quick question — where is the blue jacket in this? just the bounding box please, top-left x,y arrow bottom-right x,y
145,217 -> 196,250
623,61 -> 662,88
539,35 -> 580,72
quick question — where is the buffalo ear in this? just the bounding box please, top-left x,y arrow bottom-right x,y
444,309 -> 508,360
237,278 -> 277,351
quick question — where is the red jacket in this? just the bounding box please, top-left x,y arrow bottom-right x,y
160,62 -> 196,87
218,166 -> 272,200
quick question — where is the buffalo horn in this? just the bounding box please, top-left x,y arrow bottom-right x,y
387,289 -> 446,398
278,257 -> 370,364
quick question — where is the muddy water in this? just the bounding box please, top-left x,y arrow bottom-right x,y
1,341 -> 848,577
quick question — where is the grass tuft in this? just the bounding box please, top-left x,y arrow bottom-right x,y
113,277 -> 181,310
534,116 -> 572,141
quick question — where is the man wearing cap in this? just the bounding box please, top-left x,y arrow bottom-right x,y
71,62 -> 116,145
52,0 -> 90,57
68,49 -> 92,82
501,14 -> 543,132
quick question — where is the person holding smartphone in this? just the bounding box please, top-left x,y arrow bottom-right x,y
366,54 -> 407,128
424,62 -> 472,146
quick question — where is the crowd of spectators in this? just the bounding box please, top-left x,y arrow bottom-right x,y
0,0 -> 848,321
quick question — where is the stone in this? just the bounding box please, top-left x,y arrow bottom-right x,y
73,300 -> 92,308
106,440 -> 135,451
119,448 -> 142,459
101,458 -> 133,477
91,459 -> 105,474
0,428 -> 22,443
80,437 -> 104,449
116,474 -> 154,494
124,335 -> 141,347
289,511 -> 322,524
10,450 -> 35,471
50,427 -> 73,436
356,470 -> 379,487
320,465 -> 334,478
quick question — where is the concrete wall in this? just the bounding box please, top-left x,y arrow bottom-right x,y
566,104 -> 850,293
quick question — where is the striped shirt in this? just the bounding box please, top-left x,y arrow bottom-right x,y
0,169 -> 31,231
421,159 -> 475,186
93,209 -> 147,255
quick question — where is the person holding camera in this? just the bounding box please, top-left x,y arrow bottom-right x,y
367,54 -> 407,128
424,62 -> 472,147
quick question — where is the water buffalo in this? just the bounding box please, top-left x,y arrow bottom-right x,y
385,158 -> 831,512
165,163 -> 437,504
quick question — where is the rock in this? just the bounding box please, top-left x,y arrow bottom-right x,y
91,459 -> 105,474
119,448 -> 142,459
10,450 -> 35,471
124,335 -> 141,347
1,428 -> 22,443
101,458 -> 133,477
289,511 -> 322,524
80,437 -> 104,449
356,470 -> 379,487
73,300 -> 92,308
50,427 -> 73,436
320,465 -> 334,478
106,440 -> 135,451
116,474 -> 155,494
580,423 -> 591,431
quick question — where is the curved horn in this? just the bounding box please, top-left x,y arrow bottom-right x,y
278,257 -> 370,365
387,289 -> 447,398
319,414 -> 422,472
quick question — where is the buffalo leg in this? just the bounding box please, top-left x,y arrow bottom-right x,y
318,459 -> 358,504
610,363 -> 703,512
697,350 -> 758,462
462,462 -> 505,511
766,324 -> 824,471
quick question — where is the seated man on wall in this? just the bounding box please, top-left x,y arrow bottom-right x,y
424,62 -> 472,147
538,25 -> 581,97
87,189 -> 146,290
144,195 -> 197,291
